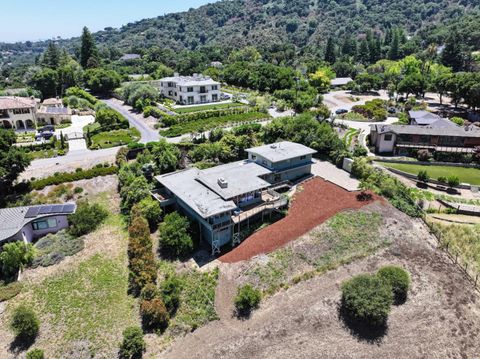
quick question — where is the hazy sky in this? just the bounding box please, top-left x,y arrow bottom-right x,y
0,0 -> 214,43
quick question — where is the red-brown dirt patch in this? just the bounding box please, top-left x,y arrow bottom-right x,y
220,177 -> 379,263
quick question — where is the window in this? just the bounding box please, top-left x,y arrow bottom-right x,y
251,155 -> 257,160
32,218 -> 57,231
212,94 -> 218,102
300,155 -> 306,160
188,97 -> 194,105
212,85 -> 218,91
200,95 -> 207,103
384,134 -> 393,141
187,87 -> 194,92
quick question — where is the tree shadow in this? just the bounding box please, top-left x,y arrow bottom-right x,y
9,335 -> 35,354
338,305 -> 388,344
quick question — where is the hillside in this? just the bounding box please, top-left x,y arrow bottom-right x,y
1,0 -> 479,64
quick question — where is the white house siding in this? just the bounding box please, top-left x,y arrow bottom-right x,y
376,133 -> 396,153
8,215 -> 69,244
159,80 -> 221,105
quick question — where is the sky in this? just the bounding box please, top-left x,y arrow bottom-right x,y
0,0 -> 214,43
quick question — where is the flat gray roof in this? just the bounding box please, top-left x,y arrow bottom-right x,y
156,168 -> 238,219
197,161 -> 271,200
371,124 -> 480,138
246,141 -> 317,163
0,203 -> 76,242
160,75 -> 220,87
331,77 -> 353,86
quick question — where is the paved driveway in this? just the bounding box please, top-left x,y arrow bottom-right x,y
311,160 -> 359,192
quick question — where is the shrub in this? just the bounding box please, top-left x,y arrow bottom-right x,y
341,274 -> 393,327
159,213 -> 193,257
447,175 -> 460,187
0,282 -> 23,302
352,99 -> 387,121
131,197 -> 162,230
73,186 -> 84,194
116,147 -> 129,166
417,149 -> 432,162
417,170 -> 429,183
10,305 -> 40,339
234,284 -> 262,317
32,231 -> 84,268
68,201 -> 108,237
0,242 -> 34,279
377,266 -> 410,304
26,349 -> 44,359
437,176 -> 448,184
119,326 -> 145,359
160,275 -> 182,315
140,283 -> 160,301
140,297 -> 169,331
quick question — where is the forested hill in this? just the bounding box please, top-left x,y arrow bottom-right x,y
87,0 -> 479,54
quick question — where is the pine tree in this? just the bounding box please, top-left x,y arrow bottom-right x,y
42,42 -> 60,69
60,131 -> 65,150
80,26 -> 98,68
324,37 -> 336,64
441,30 -> 465,72
341,34 -> 356,58
358,39 -> 370,65
388,30 -> 400,60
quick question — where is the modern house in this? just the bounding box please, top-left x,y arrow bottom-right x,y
0,96 -> 38,130
159,74 -> 221,105
154,141 -> 316,254
331,77 -> 353,88
0,203 -> 76,246
370,122 -> 480,155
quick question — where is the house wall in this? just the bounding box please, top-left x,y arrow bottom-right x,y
6,215 -> 69,244
159,81 -> 221,105
36,113 -> 71,125
0,108 -> 36,129
376,133 -> 396,153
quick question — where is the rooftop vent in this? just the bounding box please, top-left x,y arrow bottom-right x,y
217,177 -> 228,188
270,144 -> 277,149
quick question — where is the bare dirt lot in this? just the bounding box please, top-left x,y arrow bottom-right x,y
162,202 -> 480,359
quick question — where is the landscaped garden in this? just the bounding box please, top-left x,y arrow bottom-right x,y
89,128 -> 140,149
173,102 -> 246,114
377,161 -> 480,185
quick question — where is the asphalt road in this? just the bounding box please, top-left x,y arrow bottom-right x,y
102,99 -> 160,143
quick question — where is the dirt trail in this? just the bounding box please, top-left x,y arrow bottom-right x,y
214,266 -> 238,322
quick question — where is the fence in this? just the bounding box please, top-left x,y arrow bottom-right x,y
424,218 -> 480,292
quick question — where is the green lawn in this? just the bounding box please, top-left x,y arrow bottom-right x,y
174,102 -> 246,114
90,128 -> 140,149
378,161 -> 480,185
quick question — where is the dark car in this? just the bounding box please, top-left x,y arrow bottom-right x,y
335,108 -> 348,115
36,132 -> 54,140
388,107 -> 397,114
39,125 -> 55,133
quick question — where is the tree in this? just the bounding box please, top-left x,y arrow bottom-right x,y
30,68 -> 59,98
234,284 -> 262,317
131,197 -> 162,230
68,201 -> 108,237
80,26 -> 98,68
150,139 -> 181,173
0,242 -> 34,278
120,176 -> 151,214
309,67 -> 335,93
96,108 -> 125,129
159,213 -> 193,257
84,68 -> 121,96
441,30 -> 466,72
140,297 -> 169,331
10,305 -> 40,340
119,326 -> 145,359
41,42 -> 60,69
388,30 -> 400,60
358,40 -> 370,65
0,129 -> 30,200
324,37 -> 336,64
341,274 -> 393,327
160,275 -> 181,315
398,73 -> 426,98
377,266 -> 410,304
26,349 -> 44,359
60,131 -> 65,149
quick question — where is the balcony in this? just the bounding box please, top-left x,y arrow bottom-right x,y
151,188 -> 176,207
231,190 -> 288,225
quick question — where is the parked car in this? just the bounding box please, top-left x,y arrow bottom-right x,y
388,107 -> 397,114
36,132 -> 54,141
39,125 -> 55,133
335,108 -> 348,115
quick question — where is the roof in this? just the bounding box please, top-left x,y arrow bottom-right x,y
0,96 -> 36,110
197,161 -> 271,200
371,124 -> 480,138
246,141 -> 317,163
0,203 -> 76,242
331,77 -> 353,86
43,98 -> 63,106
156,168 -> 238,219
120,54 -> 141,61
160,75 -> 220,87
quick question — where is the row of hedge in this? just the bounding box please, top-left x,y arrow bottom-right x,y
176,106 -> 256,124
30,165 -> 117,190
160,112 -> 269,138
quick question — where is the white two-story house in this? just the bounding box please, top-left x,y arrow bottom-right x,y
159,74 -> 221,105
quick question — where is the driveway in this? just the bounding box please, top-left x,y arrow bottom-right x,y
102,99 -> 160,143
55,115 -> 94,152
311,160 -> 360,192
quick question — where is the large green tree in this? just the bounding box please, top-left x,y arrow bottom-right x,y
80,26 -> 98,68
84,68 -> 121,96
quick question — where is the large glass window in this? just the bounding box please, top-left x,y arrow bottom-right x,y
32,218 -> 57,230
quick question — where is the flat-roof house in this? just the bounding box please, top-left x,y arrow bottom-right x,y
155,141 -> 316,254
0,203 -> 76,246
331,77 -> 353,87
159,74 -> 221,105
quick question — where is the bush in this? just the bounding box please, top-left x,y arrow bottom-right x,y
234,284 -> 262,317
160,275 -> 182,315
32,231 -> 84,268
26,349 -> 44,359
73,186 -> 84,194
341,274 -> 393,327
0,282 -> 23,302
119,326 -> 145,359
131,197 -> 162,230
417,170 -> 429,183
377,266 -> 410,304
140,283 -> 160,301
0,242 -> 34,279
437,176 -> 448,184
68,201 -> 108,237
352,99 -> 387,121
417,149 -> 432,161
447,175 -> 460,187
159,213 -> 193,257
140,297 -> 169,331
10,305 -> 40,339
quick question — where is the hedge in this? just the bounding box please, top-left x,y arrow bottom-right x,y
0,282 -> 23,302
176,106 -> 256,124
65,87 -> 98,107
160,112 -> 268,137
30,165 -> 118,190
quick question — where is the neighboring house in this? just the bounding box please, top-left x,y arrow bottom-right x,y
210,61 -> 223,68
370,122 -> 480,155
331,77 -> 353,88
159,73 -> 221,105
36,105 -> 72,126
119,54 -> 141,62
408,110 -> 454,127
0,203 -> 76,246
154,141 -> 316,254
42,97 -> 64,108
0,96 -> 38,130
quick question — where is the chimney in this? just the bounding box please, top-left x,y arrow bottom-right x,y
217,177 -> 228,188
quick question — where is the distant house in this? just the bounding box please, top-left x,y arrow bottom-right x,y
210,61 -> 223,68
154,141 -> 316,254
370,121 -> 480,155
331,77 -> 353,88
0,203 -> 76,246
119,54 -> 141,62
159,73 -> 221,105
0,96 -> 38,130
